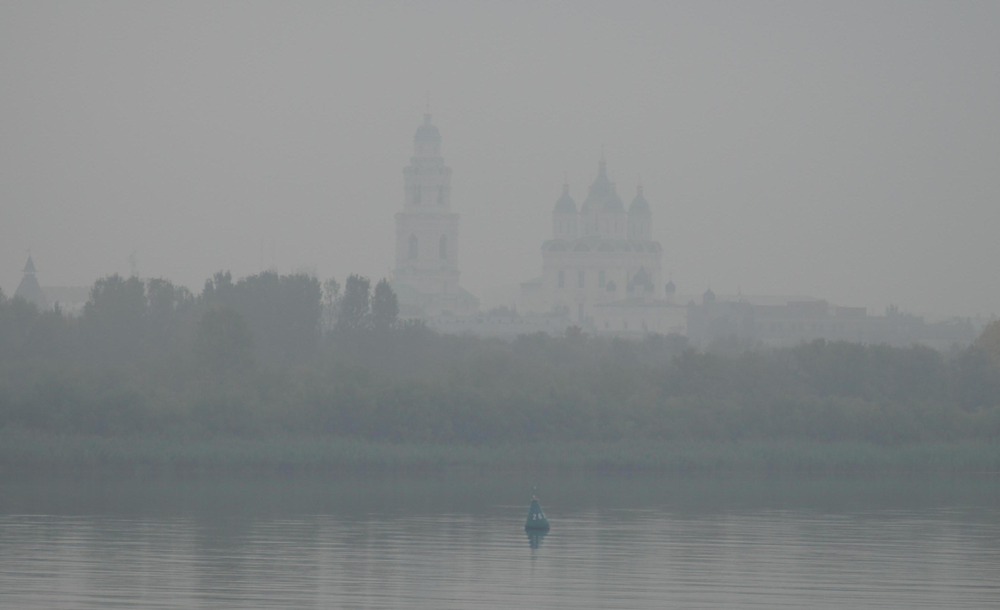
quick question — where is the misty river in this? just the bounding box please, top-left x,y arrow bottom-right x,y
1,474 -> 997,609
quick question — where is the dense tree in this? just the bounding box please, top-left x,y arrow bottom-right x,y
202,271 -> 235,306
81,275 -> 148,363
2,268 -> 999,447
0,291 -> 67,360
974,319 -> 1000,367
371,278 -> 399,331
75,275 -> 198,364
194,307 -> 254,374
144,278 -> 196,356
322,278 -> 341,331
201,271 -> 322,362
0,292 -> 29,355
336,274 -> 370,332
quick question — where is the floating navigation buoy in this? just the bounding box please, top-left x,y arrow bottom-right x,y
524,495 -> 550,532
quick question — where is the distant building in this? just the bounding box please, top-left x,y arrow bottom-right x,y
382,126 -> 980,348
392,114 -> 479,318
7,255 -> 91,316
592,295 -> 687,337
14,255 -> 48,310
428,308 -> 573,338
519,156 -> 685,335
686,295 -> 978,350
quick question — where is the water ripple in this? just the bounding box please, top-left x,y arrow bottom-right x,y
1,492 -> 998,608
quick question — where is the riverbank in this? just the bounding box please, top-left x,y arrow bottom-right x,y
1,430 -> 997,476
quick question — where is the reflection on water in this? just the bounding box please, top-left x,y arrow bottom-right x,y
0,474 -> 998,609
526,530 -> 548,550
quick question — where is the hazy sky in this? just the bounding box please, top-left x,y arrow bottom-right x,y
3,1 -> 998,318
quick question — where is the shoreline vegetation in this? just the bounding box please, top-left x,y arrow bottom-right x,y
2,270 -> 1000,477
2,433 -> 997,476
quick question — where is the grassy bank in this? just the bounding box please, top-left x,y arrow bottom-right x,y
1,430 -> 997,476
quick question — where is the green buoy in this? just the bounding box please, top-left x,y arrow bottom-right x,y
524,495 -> 550,532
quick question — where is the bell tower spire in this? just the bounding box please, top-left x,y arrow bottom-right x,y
393,112 -> 478,318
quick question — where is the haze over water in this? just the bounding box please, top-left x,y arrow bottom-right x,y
1,475 -> 997,609
3,3 -> 1000,608
3,2 -> 1000,317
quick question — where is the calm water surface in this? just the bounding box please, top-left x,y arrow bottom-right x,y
1,474 -> 997,609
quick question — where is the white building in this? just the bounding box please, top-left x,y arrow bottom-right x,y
686,293 -> 979,350
520,157 -> 684,334
392,114 -> 478,318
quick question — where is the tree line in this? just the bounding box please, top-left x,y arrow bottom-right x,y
0,270 -> 998,444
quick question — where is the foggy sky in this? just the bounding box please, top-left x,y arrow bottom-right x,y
2,1 -> 999,318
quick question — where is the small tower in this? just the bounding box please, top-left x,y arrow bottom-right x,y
552,182 -> 578,240
393,113 -> 478,317
14,255 -> 48,310
665,279 -> 677,304
580,154 -> 613,237
703,287 -> 716,306
600,182 -> 627,239
628,183 -> 652,241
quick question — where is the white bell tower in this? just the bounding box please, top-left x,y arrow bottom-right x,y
393,114 -> 478,317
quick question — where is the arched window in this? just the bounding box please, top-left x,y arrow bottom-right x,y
408,235 -> 418,260
439,235 -> 447,259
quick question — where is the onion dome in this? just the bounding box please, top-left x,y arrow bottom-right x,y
581,155 -> 613,212
703,288 -> 716,305
605,183 -> 625,212
591,155 -> 612,194
665,280 -> 676,295
553,183 -> 577,213
629,184 -> 651,215
414,113 -> 441,143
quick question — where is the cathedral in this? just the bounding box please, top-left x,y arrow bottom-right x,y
392,114 -> 479,318
521,157 -> 684,334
